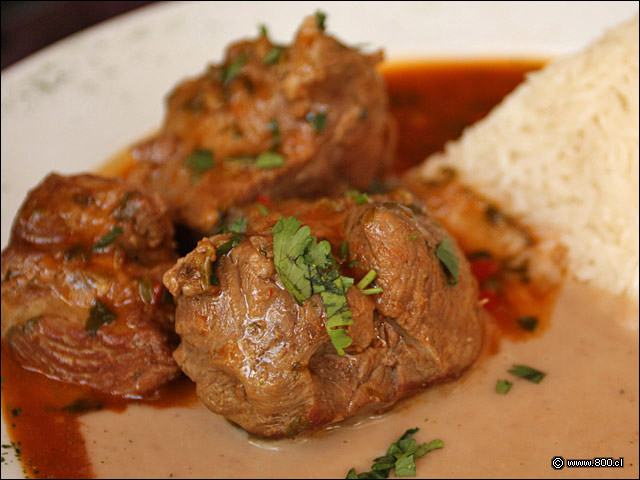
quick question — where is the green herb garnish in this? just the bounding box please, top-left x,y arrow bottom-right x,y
315,10 -> 327,30
516,316 -> 538,331
216,235 -> 244,257
407,233 -> 419,242
85,300 -> 117,337
227,217 -> 247,233
62,398 -> 103,414
496,379 -> 513,394
263,47 -> 282,65
355,193 -> 370,206
340,241 -> 350,260
185,149 -> 214,181
255,152 -> 285,169
64,244 -> 90,262
361,287 -> 383,296
435,238 -> 459,286
508,365 -> 546,383
356,269 -> 378,290
222,53 -> 247,86
92,226 -> 123,250
256,203 -> 269,215
259,24 -> 268,37
267,120 -> 281,149
306,110 -> 327,133
272,216 -> 354,354
347,428 -> 443,478
349,259 -> 360,268
140,276 -> 153,304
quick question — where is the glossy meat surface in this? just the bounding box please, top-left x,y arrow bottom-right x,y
1,174 -> 180,396
127,15 -> 395,233
164,191 -> 483,437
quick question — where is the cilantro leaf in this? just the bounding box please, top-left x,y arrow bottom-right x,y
271,216 -> 354,354
508,365 -> 546,383
435,238 -> 459,286
348,428 -> 443,479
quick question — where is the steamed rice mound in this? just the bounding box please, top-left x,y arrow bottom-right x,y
419,16 -> 639,303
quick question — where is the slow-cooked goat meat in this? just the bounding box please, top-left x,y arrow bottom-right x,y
127,15 -> 395,234
164,191 -> 483,437
1,174 -> 180,396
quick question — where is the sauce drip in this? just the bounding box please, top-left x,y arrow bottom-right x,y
2,59 -> 546,479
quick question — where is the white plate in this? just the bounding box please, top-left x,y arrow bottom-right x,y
2,2 -> 638,478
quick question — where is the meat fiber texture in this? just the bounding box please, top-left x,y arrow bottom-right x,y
1,174 -> 180,396
418,16 -> 639,304
127,15 -> 395,234
164,192 -> 483,438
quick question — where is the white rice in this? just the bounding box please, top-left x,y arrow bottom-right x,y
419,16 -> 639,303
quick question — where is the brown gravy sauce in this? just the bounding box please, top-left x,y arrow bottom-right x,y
3,60 -> 638,478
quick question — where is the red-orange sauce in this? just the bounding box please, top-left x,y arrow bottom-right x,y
1,60 -> 547,479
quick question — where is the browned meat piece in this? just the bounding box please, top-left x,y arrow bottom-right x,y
127,15 -> 395,233
1,174 -> 180,397
164,191 -> 483,437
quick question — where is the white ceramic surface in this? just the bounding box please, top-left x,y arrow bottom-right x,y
1,2 -> 638,478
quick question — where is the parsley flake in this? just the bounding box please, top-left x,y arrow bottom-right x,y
222,54 -> 247,86
496,379 -> 513,394
306,110 -> 327,133
92,226 -> 123,250
517,316 -> 538,331
508,365 -> 546,383
315,10 -> 327,30
272,216 -> 354,354
435,238 -> 459,286
185,149 -> 214,181
347,428 -> 443,478
85,300 -> 117,337
139,276 -> 153,304
263,47 -> 282,65
255,152 -> 285,169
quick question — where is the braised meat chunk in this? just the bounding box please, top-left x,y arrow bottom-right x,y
1,174 -> 180,397
127,15 -> 395,233
164,192 -> 483,437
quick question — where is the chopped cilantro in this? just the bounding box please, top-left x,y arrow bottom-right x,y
139,276 -> 153,304
222,53 -> 247,86
355,193 -> 370,205
255,152 -> 285,169
85,300 -> 117,337
496,379 -> 513,394
62,398 -> 104,414
356,269 -> 377,290
361,287 -> 383,296
315,10 -> 327,30
435,238 -> 459,286
306,110 -> 327,133
92,226 -> 123,250
216,235 -> 244,257
259,24 -> 268,37
516,316 -> 538,331
227,217 -> 247,233
271,216 -> 354,354
508,365 -> 546,383
347,428 -> 443,478
349,260 -> 360,268
256,203 -> 269,215
407,233 -> 419,242
340,241 -> 350,260
263,47 -> 282,65
267,120 -> 281,149
184,149 -> 214,181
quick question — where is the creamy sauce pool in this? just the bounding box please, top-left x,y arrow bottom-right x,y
83,280 -> 639,479
2,61 -> 639,478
